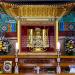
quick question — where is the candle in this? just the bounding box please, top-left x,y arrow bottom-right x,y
16,42 -> 19,52
57,42 -> 60,50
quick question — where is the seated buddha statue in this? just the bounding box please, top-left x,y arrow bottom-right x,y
33,28 -> 43,48
32,28 -> 43,52
27,28 -> 49,52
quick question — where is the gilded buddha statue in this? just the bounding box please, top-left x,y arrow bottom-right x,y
27,28 -> 49,52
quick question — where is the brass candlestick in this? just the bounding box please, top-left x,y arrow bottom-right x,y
15,43 -> 19,74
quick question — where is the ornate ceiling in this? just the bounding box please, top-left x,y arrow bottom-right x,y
0,2 -> 75,19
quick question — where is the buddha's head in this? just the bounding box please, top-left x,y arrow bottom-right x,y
35,28 -> 41,36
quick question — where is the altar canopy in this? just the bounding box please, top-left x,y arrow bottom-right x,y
0,2 -> 74,54
0,2 -> 73,18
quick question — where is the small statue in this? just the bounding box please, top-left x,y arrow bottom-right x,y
64,37 -> 75,55
0,32 -> 11,55
34,66 -> 40,74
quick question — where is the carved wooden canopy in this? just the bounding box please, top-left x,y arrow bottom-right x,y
0,2 -> 75,19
